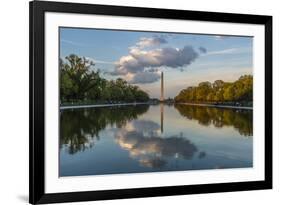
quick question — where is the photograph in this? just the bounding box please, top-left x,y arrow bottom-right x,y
59,27 -> 253,177
29,1 -> 272,203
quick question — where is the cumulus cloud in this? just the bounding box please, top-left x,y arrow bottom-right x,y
135,36 -> 167,48
111,35 -> 202,84
113,46 -> 199,75
128,72 -> 161,84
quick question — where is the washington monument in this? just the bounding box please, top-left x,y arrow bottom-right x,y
160,71 -> 164,102
160,71 -> 164,133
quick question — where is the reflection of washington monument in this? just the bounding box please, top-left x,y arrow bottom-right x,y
160,72 -> 164,133
160,103 -> 164,133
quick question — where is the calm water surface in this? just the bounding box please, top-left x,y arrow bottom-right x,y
59,104 -> 253,177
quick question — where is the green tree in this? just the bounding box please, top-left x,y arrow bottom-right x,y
174,75 -> 253,106
196,81 -> 212,102
60,54 -> 150,105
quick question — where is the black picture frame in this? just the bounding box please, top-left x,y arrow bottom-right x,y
29,1 -> 272,204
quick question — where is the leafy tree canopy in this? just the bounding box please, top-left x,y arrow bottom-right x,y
60,54 -> 149,105
174,75 -> 253,105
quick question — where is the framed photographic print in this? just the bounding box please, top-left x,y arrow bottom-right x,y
29,0 -> 272,204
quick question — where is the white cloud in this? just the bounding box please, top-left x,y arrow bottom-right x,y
110,36 -> 204,84
129,72 -> 161,84
113,46 -> 199,76
135,36 -> 167,48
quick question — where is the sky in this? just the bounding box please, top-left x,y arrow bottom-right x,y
60,27 -> 253,99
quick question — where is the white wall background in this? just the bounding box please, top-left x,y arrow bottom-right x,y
0,0 -> 279,204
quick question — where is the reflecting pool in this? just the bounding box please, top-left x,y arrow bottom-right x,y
59,104 -> 253,176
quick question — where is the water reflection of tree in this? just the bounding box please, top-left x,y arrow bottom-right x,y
60,105 -> 149,154
174,104 -> 253,136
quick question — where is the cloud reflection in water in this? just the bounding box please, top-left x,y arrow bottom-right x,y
115,120 -> 200,168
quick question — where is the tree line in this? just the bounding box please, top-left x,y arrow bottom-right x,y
174,75 -> 253,106
60,54 -> 149,105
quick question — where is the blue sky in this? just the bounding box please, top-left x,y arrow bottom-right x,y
60,27 -> 253,98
